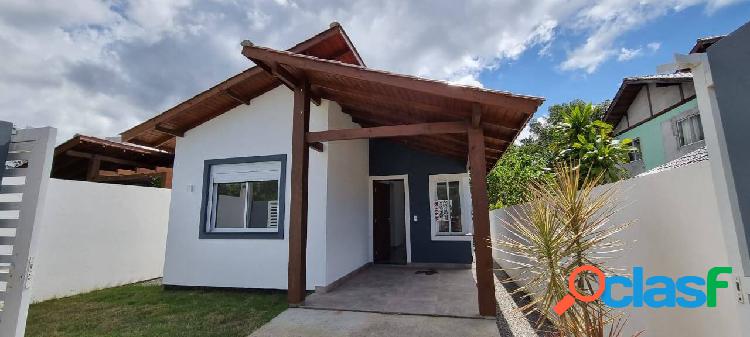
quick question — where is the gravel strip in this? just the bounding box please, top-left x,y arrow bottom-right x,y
494,269 -> 543,337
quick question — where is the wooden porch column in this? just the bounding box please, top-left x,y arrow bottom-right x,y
85,155 -> 101,181
288,78 -> 311,305
468,105 -> 497,316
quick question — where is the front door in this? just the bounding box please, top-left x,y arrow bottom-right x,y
373,180 -> 407,264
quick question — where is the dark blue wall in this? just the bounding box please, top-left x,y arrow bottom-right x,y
369,139 -> 472,264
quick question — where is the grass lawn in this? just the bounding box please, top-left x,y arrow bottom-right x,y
25,281 -> 287,337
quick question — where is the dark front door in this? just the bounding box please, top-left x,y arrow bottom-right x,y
373,180 -> 407,264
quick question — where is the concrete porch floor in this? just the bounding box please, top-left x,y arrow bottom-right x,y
302,264 -> 483,318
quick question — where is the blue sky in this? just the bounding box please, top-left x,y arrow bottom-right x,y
484,3 -> 750,120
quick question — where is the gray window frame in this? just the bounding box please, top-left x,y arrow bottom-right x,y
675,113 -> 704,147
628,137 -> 643,162
199,154 -> 287,239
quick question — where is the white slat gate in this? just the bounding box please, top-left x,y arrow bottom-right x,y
0,125 -> 56,337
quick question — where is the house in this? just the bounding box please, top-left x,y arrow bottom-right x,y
603,36 -> 724,175
120,23 -> 543,316
52,134 -> 174,187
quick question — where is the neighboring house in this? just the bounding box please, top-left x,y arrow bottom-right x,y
119,23 -> 542,315
603,36 -> 724,175
52,134 -> 174,188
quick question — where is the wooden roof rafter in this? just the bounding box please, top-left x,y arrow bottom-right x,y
239,43 -> 541,166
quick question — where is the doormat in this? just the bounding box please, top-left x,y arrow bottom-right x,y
415,269 -> 438,275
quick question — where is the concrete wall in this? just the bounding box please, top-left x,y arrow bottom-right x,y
617,98 -> 699,170
708,20 -> 750,274
627,87 -> 652,125
163,87 -> 330,290
32,179 -> 170,302
324,102 -> 370,285
625,83 -> 691,127
491,162 -> 742,337
369,139 -> 472,264
682,82 -> 696,99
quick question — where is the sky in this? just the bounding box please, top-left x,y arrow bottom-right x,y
0,0 -> 748,143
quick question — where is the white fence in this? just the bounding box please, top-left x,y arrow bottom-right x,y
491,161 -> 743,337
31,178 -> 170,303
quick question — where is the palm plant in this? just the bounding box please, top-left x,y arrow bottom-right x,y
494,163 -> 637,336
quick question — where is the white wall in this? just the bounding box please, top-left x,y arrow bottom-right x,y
650,83 -> 683,113
163,87 -> 331,290
626,87 -> 652,125
324,102 -> 370,285
491,162 -> 742,337
32,179 -> 170,302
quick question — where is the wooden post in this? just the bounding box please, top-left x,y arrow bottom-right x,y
288,78 -> 311,305
85,155 -> 101,181
468,104 -> 497,316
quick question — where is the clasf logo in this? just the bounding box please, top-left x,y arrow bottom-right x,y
553,265 -> 733,315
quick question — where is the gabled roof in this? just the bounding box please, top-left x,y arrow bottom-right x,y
240,44 -> 544,167
603,72 -> 694,125
121,24 -> 544,167
690,35 -> 725,54
121,23 -> 364,151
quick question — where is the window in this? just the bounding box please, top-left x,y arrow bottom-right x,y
628,138 -> 642,162
435,181 -> 462,234
676,114 -> 704,147
429,173 -> 472,241
200,155 -> 286,239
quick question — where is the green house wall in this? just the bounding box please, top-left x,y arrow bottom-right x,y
616,98 -> 698,170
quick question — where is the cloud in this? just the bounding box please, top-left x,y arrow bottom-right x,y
647,42 -> 662,52
0,0 -> 743,142
559,0 -> 738,73
617,47 -> 643,61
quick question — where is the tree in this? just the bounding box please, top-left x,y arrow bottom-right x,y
488,144 -> 551,209
521,99 -> 609,149
553,103 -> 634,183
487,99 -> 632,208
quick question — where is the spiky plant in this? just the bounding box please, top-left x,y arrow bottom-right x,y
494,163 -> 635,336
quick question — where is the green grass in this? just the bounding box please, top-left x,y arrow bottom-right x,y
25,281 -> 287,337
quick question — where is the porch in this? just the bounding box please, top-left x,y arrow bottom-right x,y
239,37 -> 543,317
303,264 -> 481,318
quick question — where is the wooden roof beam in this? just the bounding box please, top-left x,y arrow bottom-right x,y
224,89 -> 251,105
317,85 -> 466,119
328,88 -> 521,134
65,150 -> 148,168
155,124 -> 185,137
347,110 -> 514,146
244,47 -> 322,106
241,44 -> 543,112
307,121 -> 468,143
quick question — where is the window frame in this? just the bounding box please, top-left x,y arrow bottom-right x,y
428,173 -> 473,242
199,155 -> 287,239
628,137 -> 643,163
676,113 -> 704,147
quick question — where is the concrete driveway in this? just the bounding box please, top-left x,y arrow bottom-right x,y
248,308 -> 499,337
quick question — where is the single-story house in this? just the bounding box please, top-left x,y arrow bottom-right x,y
120,23 -> 543,316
